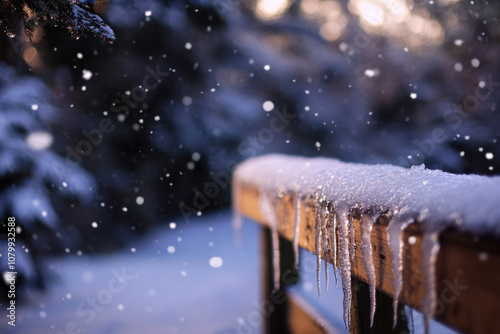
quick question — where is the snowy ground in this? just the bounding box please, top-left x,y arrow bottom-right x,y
1,210 -> 455,334
1,211 -> 260,334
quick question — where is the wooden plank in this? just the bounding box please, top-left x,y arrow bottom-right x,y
234,182 -> 500,334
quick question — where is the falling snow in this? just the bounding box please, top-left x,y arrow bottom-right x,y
82,69 -> 93,80
262,100 -> 274,112
364,69 -> 380,78
209,256 -> 223,268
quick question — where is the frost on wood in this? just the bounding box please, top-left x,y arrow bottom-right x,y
233,154 -> 500,331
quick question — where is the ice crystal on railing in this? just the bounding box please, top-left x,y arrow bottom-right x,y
233,154 -> 500,332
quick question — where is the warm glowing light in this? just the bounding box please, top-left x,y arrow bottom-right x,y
348,0 -> 444,47
444,12 -> 459,30
300,0 -> 347,42
301,0 -> 320,15
407,15 -> 425,34
424,19 -> 444,42
353,0 -> 385,26
320,19 -> 347,41
321,1 -> 343,20
23,46 -> 38,63
256,0 -> 290,20
438,0 -> 459,5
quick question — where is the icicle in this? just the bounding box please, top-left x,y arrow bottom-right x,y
315,195 -> 323,298
422,231 -> 440,334
321,201 -> 330,291
349,213 -> 356,261
271,200 -> 280,291
387,219 -> 411,328
260,193 -> 281,290
329,202 -> 338,287
323,203 -> 330,291
338,210 -> 352,331
360,214 -> 377,327
293,196 -> 301,268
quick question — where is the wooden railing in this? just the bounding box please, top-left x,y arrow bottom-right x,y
232,156 -> 500,334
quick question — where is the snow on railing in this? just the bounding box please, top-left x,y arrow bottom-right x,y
232,154 -> 500,333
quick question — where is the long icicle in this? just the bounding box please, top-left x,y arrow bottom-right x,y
360,214 -> 377,327
315,195 -> 323,298
422,231 -> 440,334
329,202 -> 338,287
338,210 -> 351,331
387,219 -> 411,328
293,196 -> 301,269
271,196 -> 280,291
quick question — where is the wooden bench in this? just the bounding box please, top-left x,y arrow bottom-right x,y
232,154 -> 500,334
